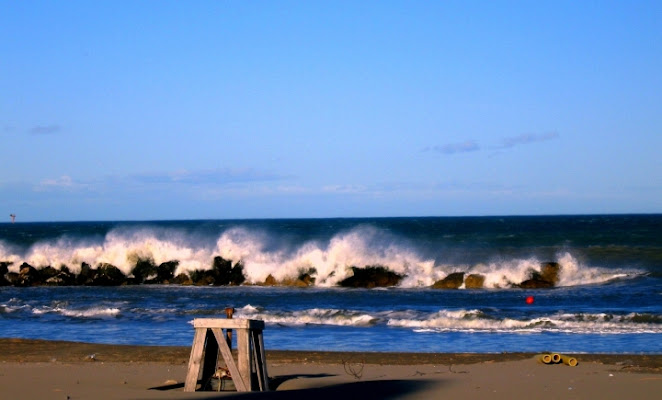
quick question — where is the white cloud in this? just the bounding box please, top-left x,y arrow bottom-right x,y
36,175 -> 76,190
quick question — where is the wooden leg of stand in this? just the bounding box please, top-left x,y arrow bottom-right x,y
184,328 -> 207,392
237,328 -> 251,391
256,330 -> 270,391
250,331 -> 263,391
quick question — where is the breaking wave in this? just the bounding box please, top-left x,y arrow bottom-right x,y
32,306 -> 121,318
0,298 -> 120,319
198,305 -> 662,334
0,225 -> 645,288
387,309 -> 662,334
235,305 -> 378,327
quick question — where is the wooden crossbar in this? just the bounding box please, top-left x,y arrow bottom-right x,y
192,318 -> 265,330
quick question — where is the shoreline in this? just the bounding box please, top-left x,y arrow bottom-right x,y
1,339 -> 661,399
2,338 -> 661,370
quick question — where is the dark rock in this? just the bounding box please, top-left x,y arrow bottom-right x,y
292,279 -> 309,287
298,268 -> 316,286
56,266 -> 76,285
77,263 -> 96,285
172,273 -> 193,285
131,259 -> 157,284
211,256 -> 232,285
90,263 -> 126,286
298,272 -> 315,286
540,262 -> 561,285
153,261 -> 178,283
40,266 -> 71,286
263,274 -> 277,286
519,278 -> 554,289
230,262 -> 246,285
465,274 -> 485,289
280,277 -> 310,287
45,268 -> 76,286
5,272 -> 19,285
17,263 -> 41,286
0,262 -> 10,286
338,266 -> 403,288
191,269 -> 215,286
280,269 -> 316,287
518,262 -> 561,289
38,266 -> 59,282
432,272 -> 465,289
210,256 -> 245,286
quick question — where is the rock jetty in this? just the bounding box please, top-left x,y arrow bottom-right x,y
0,259 -> 563,289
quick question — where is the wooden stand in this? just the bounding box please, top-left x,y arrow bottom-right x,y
184,318 -> 269,392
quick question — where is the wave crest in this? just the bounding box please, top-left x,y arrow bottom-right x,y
387,310 -> 662,334
0,225 -> 644,288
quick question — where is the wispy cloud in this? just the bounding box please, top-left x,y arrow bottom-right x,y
322,184 -> 369,194
428,140 -> 480,155
35,175 -> 90,192
495,132 -> 559,149
39,175 -> 75,188
427,132 -> 559,157
29,124 -> 62,135
130,168 -> 289,186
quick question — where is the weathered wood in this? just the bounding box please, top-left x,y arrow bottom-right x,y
256,330 -> 270,391
211,328 -> 247,392
184,328 -> 207,391
185,319 -> 268,393
251,330 -> 266,391
192,318 -> 265,330
237,328 -> 250,391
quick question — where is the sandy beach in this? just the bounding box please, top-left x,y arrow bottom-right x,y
1,339 -> 660,400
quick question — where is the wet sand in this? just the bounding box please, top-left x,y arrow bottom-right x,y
1,339 -> 660,399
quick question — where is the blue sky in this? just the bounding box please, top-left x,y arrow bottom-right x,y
2,1 -> 661,222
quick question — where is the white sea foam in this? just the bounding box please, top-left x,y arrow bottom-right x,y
0,241 -> 22,271
32,306 -> 120,318
387,309 -> 662,334
0,226 -> 645,288
235,304 -> 378,327
192,304 -> 662,333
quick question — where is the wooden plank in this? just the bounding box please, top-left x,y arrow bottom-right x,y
184,328 -> 207,392
192,318 -> 265,330
256,330 -> 270,391
237,328 -> 251,391
250,331 -> 264,391
211,328 -> 247,392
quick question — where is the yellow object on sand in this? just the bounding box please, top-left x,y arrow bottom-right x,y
560,355 -> 578,366
537,354 -> 553,364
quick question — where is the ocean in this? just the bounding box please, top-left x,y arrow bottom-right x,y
1,215 -> 661,354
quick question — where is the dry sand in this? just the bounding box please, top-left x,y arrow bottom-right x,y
1,339 -> 660,399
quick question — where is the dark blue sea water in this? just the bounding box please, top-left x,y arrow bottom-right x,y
1,215 -> 661,353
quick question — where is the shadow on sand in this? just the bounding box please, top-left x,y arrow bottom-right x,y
150,374 -> 437,399
149,373 -> 335,392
